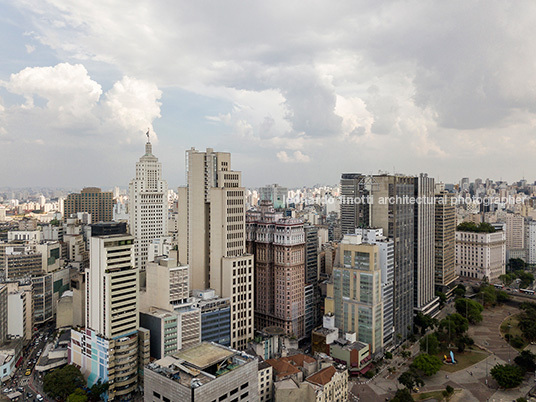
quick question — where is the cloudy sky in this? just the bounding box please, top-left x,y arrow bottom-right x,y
1,1 -> 535,189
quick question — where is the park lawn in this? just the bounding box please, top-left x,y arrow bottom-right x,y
438,350 -> 488,372
500,314 -> 529,350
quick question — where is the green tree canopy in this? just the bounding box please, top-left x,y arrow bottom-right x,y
508,258 -> 527,272
88,380 -> 109,402
490,364 -> 524,389
477,285 -> 497,306
439,313 -> 469,338
67,388 -> 88,402
398,370 -> 424,390
514,350 -> 536,373
414,312 -> 437,335
419,333 -> 440,355
457,221 -> 496,233
44,365 -> 85,401
390,388 -> 414,402
499,273 -> 515,286
455,298 -> 483,324
410,353 -> 443,376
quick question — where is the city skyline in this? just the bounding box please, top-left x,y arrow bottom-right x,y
2,2 -> 536,188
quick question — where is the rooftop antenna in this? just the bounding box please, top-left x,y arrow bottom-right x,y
146,127 -> 150,142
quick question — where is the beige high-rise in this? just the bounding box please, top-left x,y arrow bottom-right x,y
178,148 -> 254,350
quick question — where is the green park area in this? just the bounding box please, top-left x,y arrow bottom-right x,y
437,349 -> 488,372
500,314 -> 528,350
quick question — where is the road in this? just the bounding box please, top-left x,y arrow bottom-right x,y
1,322 -> 55,401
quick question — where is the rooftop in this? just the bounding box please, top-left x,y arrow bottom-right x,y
306,366 -> 336,387
174,342 -> 235,370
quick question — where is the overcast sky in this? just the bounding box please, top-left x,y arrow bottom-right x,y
1,1 -> 535,189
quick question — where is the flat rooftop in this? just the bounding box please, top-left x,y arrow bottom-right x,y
174,342 -> 235,370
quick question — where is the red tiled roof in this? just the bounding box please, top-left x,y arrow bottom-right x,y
306,366 -> 336,386
266,358 -> 300,378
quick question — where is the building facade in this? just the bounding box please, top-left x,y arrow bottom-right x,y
435,192 -> 457,290
178,148 -> 254,350
246,201 -> 306,339
64,187 -> 113,223
456,229 -> 506,282
128,139 -> 168,271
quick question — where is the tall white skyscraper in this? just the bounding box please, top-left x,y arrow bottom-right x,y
129,136 -> 168,270
178,148 -> 254,350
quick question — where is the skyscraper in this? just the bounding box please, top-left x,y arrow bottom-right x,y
178,148 -> 254,350
369,174 -> 414,343
413,173 -> 439,317
64,187 -> 113,222
129,138 -> 168,271
340,173 -> 369,235
435,192 -> 457,290
246,201 -> 306,339
70,222 -> 143,400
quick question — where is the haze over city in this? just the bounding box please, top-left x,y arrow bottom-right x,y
2,1 -> 536,187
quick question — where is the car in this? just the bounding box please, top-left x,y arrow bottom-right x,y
26,392 -> 33,399
3,388 -> 13,393
16,387 -> 24,393
36,394 -> 44,401
25,369 -> 31,376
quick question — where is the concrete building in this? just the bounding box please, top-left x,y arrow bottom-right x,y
369,174 -> 415,343
129,139 -> 168,271
259,184 -> 288,209
69,222 -> 141,400
140,256 -> 201,357
178,148 -> 254,350
305,365 -> 348,402
355,228 -> 394,349
324,234 -> 383,354
525,220 -> 536,265
258,361 -> 273,402
0,285 -> 7,345
143,342 -> 259,402
247,201 -> 306,339
435,192 -> 457,291
192,289 -> 231,346
413,173 -> 439,317
340,173 -> 369,235
505,213 -> 525,251
64,187 -> 113,223
329,336 -> 371,376
456,228 -> 506,282
32,273 -> 53,324
5,281 -> 33,341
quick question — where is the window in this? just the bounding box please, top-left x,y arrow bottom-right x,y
153,391 -> 161,399
240,382 -> 249,390
163,397 -> 170,402
230,388 -> 238,396
240,392 -> 249,400
219,395 -> 227,401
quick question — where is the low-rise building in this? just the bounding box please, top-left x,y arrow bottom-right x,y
258,361 -> 273,402
144,342 -> 259,402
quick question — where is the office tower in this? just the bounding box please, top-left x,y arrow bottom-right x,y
144,342 -> 260,402
369,174 -> 414,342
5,281 -> 33,341
324,234 -> 384,354
259,183 -> 288,209
413,174 -> 439,317
340,173 -> 369,235
304,224 -> 321,336
435,192 -> 457,290
526,220 -> 536,265
140,256 -> 201,358
64,187 -> 113,223
178,148 -> 254,350
70,222 -> 141,400
129,138 -> 168,271
456,226 -> 506,282
0,285 -> 7,345
192,289 -> 231,346
356,228 -> 394,349
505,213 -> 525,250
246,201 -> 305,339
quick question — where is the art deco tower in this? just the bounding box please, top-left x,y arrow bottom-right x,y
129,133 -> 168,270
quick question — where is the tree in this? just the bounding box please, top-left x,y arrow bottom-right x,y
88,380 -> 109,402
436,291 -> 447,308
439,313 -> 469,338
410,354 -> 443,376
456,335 -> 474,353
67,388 -> 88,402
398,370 -> 424,390
515,270 -> 534,289
420,333 -> 440,355
496,290 -> 510,303
414,312 -> 437,335
514,350 -> 536,372
453,287 -> 466,299
499,273 -> 515,286
508,258 -> 527,272
390,388 -> 414,402
455,298 -> 483,324
445,385 -> 454,395
490,364 -> 524,389
478,285 -> 497,306
44,365 -> 85,401
457,222 -> 496,233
